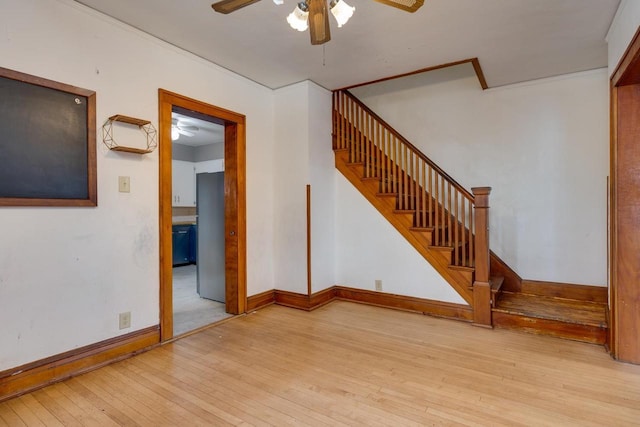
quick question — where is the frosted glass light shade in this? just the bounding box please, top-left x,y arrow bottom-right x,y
287,3 -> 309,31
171,128 -> 180,141
330,0 -> 355,27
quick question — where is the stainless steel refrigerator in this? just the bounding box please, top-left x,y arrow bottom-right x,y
196,172 -> 225,303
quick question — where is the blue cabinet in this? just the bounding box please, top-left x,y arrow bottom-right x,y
172,224 -> 197,266
172,225 -> 191,266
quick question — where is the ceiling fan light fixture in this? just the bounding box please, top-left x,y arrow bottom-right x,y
171,127 -> 180,141
212,0 -> 420,46
287,2 -> 309,31
330,0 -> 355,27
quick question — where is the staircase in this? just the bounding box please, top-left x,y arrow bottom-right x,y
332,89 -> 607,343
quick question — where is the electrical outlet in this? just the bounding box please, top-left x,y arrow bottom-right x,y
119,312 -> 131,329
118,176 -> 130,193
375,280 -> 383,291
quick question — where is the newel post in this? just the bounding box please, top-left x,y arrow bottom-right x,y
471,187 -> 492,328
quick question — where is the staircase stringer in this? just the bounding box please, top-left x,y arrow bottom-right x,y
335,148 -> 474,305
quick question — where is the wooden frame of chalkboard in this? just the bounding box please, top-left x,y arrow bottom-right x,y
0,67 -> 97,207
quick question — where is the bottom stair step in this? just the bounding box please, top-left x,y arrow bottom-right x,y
490,276 -> 504,307
492,292 -> 607,344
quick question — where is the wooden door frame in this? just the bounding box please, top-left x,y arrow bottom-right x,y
609,26 -> 640,363
159,89 -> 247,342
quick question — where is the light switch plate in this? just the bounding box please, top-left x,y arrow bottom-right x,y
118,176 -> 130,193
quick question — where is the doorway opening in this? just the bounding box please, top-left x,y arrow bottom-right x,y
171,109 -> 228,335
159,89 -> 247,342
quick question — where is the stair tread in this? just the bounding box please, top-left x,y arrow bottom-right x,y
488,276 -> 504,308
410,226 -> 436,232
490,276 -> 504,293
449,264 -> 474,272
428,240 -> 467,251
493,292 -> 607,328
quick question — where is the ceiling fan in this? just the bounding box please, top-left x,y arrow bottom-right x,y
172,118 -> 199,140
211,0 -> 424,45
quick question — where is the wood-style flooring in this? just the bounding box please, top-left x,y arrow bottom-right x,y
1,300 -> 640,426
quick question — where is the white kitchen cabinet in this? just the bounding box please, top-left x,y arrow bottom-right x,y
172,160 -> 196,207
195,159 -> 224,174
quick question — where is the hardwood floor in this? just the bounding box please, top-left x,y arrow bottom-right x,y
2,301 -> 640,426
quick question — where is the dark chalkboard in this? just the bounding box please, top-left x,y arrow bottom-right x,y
0,67 -> 96,206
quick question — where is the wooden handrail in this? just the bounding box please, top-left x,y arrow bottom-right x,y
343,90 -> 474,202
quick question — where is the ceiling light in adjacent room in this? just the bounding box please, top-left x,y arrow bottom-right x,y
171,127 -> 180,141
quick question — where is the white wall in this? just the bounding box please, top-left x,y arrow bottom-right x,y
351,64 -> 609,286
607,0 -> 640,74
273,83 -> 309,293
308,82 -> 335,293
273,81 -> 335,294
0,0 -> 276,370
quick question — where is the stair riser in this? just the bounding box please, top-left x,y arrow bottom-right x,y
376,194 -> 398,210
347,163 -> 365,177
431,241 -> 473,261
492,311 -> 606,345
410,229 -> 434,248
393,212 -> 415,228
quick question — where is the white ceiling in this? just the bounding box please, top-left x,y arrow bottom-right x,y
75,0 -> 619,90
172,111 -> 224,147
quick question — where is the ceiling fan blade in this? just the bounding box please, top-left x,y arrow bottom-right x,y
372,0 -> 424,13
178,129 -> 195,137
178,124 -> 199,132
308,0 -> 331,45
211,0 -> 260,14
